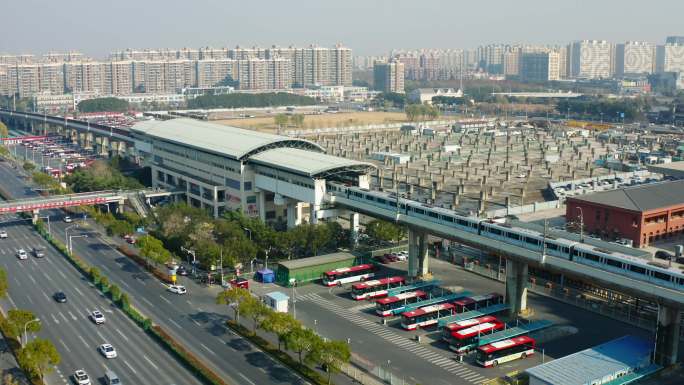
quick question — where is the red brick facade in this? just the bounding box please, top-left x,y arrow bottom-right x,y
566,198 -> 684,248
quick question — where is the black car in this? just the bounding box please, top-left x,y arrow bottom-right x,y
177,265 -> 188,276
53,292 -> 67,303
655,250 -> 674,260
32,246 -> 46,258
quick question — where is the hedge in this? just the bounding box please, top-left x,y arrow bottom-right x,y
226,320 -> 331,385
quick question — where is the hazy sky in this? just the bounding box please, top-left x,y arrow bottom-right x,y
2,0 -> 682,58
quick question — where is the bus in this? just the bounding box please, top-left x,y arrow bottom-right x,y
351,276 -> 405,300
322,264 -> 375,287
448,320 -> 505,353
375,290 -> 427,317
453,293 -> 503,313
401,303 -> 455,330
476,336 -> 535,367
441,315 -> 499,344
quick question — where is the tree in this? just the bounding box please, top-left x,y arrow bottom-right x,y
239,296 -> 270,333
216,288 -> 251,323
3,309 -> 41,341
365,219 -> 406,242
22,162 -> 35,172
0,146 -> 8,158
0,121 -> 8,138
17,338 -> 60,380
274,114 -> 289,128
307,340 -> 351,384
285,327 -> 320,365
31,172 -> 58,191
77,97 -> 129,113
290,114 -> 305,127
261,311 -> 299,350
3,373 -> 20,385
187,93 -> 316,109
0,268 -> 7,299
138,235 -> 171,267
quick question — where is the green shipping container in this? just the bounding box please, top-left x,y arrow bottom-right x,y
276,252 -> 362,286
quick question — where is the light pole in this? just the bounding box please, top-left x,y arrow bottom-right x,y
64,223 -> 77,245
69,234 -> 88,254
289,278 -> 297,319
576,207 -> 584,243
180,246 -> 197,275
23,318 -> 40,346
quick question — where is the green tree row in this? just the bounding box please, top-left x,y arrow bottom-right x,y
187,93 -> 317,109
405,104 -> 440,121
64,158 -> 143,192
274,113 -> 306,128
217,288 -> 350,384
77,97 -> 130,113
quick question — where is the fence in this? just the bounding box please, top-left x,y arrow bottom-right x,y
285,120 -> 458,137
485,200 -> 562,218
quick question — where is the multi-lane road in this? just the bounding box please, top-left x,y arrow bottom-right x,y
0,147 -> 335,385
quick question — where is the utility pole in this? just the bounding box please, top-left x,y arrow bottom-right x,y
541,219 -> 548,264
577,207 -> 584,243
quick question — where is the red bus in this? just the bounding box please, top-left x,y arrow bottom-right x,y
453,293 -> 503,313
351,276 -> 405,300
322,264 -> 375,287
401,303 -> 455,330
375,290 -> 427,317
441,315 -> 499,344
448,320 -> 505,353
476,336 -> 535,367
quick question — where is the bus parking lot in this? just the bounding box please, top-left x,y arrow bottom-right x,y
251,255 -> 653,385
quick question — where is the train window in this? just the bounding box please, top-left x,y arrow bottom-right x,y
377,198 -> 387,204
413,208 -> 425,215
629,264 -> 647,275
546,243 -> 558,250
365,195 -> 374,201
652,271 -> 672,282
572,249 -> 582,257
456,219 -> 469,226
584,253 -> 600,262
561,247 -> 569,254
489,228 -> 502,235
428,211 -> 438,218
605,258 -> 622,268
389,201 -> 397,207
507,232 -> 520,240
524,237 -> 539,245
399,204 -> 406,210
441,215 -> 454,222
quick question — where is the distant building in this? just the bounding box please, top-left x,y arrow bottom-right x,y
615,41 -> 655,76
665,36 -> 684,45
520,52 -> 560,82
32,91 -> 75,114
570,40 -> 613,79
661,44 -> 684,73
373,60 -> 405,93
566,180 -> 684,247
408,88 -> 463,104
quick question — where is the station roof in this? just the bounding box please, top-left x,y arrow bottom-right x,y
567,180 -> 684,213
525,336 -> 651,385
131,118 -> 324,161
250,147 -> 375,178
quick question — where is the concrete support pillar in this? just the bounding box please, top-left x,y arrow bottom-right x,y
257,191 -> 266,222
116,199 -> 125,214
309,204 -> 319,225
286,201 -> 303,229
408,228 -> 430,278
655,306 -> 682,366
31,209 -> 40,225
505,259 -> 529,316
349,212 -> 360,248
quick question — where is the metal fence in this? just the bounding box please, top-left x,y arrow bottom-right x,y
285,120 -> 458,137
485,200 -> 562,218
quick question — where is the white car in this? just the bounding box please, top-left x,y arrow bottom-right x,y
63,216 -> 73,223
0,230 -> 7,239
98,343 -> 117,359
16,249 -> 28,260
395,251 -> 408,261
167,285 -> 187,295
89,310 -> 105,325
73,369 -> 91,385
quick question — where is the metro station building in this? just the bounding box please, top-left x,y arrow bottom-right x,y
565,180 -> 684,248
130,118 -> 374,227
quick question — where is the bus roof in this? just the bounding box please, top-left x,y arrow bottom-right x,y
352,276 -> 404,290
324,264 -> 373,276
454,322 -> 501,338
402,303 -> 454,318
454,293 -> 501,305
445,315 -> 497,331
376,290 -> 426,305
478,336 -> 535,353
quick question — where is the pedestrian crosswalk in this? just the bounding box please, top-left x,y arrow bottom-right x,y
305,293 -> 489,384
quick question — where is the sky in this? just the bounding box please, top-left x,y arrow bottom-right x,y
2,0 -> 683,58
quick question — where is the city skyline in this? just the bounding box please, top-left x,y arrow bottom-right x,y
3,0 -> 684,57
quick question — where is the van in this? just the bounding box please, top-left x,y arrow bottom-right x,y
104,370 -> 121,385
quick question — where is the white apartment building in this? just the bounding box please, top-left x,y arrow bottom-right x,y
662,44 -> 684,73
615,41 -> 655,76
570,40 -> 613,79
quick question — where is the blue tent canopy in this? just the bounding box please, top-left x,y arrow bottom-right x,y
256,268 -> 275,283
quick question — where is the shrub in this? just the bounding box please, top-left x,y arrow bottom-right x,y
99,276 -> 109,292
109,285 -> 122,302
89,267 -> 101,284
119,293 -> 130,310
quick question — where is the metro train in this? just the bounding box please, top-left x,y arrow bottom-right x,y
328,183 -> 684,291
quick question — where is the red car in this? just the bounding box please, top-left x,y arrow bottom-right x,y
229,277 -> 249,289
123,234 -> 136,244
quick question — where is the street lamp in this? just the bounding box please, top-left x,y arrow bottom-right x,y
180,246 -> 197,275
243,227 -> 252,241
64,223 -> 78,245
289,278 -> 297,319
69,234 -> 88,254
23,318 -> 40,346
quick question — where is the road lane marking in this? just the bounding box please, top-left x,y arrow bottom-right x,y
51,313 -> 59,324
115,328 -> 129,342
142,354 -> 158,370
27,274 -> 37,285
57,269 -> 67,280
159,295 -> 171,305
168,319 -> 182,329
77,335 -> 88,348
26,294 -> 33,304
73,286 -> 84,296
43,271 -> 54,283
58,338 -> 72,353
40,290 -> 50,302
200,343 -> 217,356
68,311 -> 77,321
96,330 -> 106,341
59,312 -> 68,323
12,276 -> 21,287
7,294 -> 16,308
123,359 -> 137,374
191,319 -> 202,327
141,297 -> 154,307
238,373 -> 256,385
120,280 -> 130,289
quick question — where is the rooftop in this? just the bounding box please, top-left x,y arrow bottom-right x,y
277,252 -> 357,271
525,336 -> 652,385
567,179 -> 684,212
250,147 -> 375,178
131,118 -> 324,161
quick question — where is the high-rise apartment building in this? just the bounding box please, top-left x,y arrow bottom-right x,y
8,65 -> 40,98
661,44 -> 684,73
570,40 -> 613,79
105,61 -> 133,95
503,49 -> 521,77
665,36 -> 684,45
615,41 -> 655,76
38,63 -> 65,94
64,62 -> 106,94
373,60 -> 405,93
195,59 -> 237,88
520,52 -> 560,82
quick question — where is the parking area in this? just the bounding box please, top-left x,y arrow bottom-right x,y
5,135 -> 99,177
248,255 -> 652,385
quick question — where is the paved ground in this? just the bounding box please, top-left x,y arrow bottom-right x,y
0,336 -> 29,385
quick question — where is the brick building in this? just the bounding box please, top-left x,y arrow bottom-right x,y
565,180 -> 684,248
